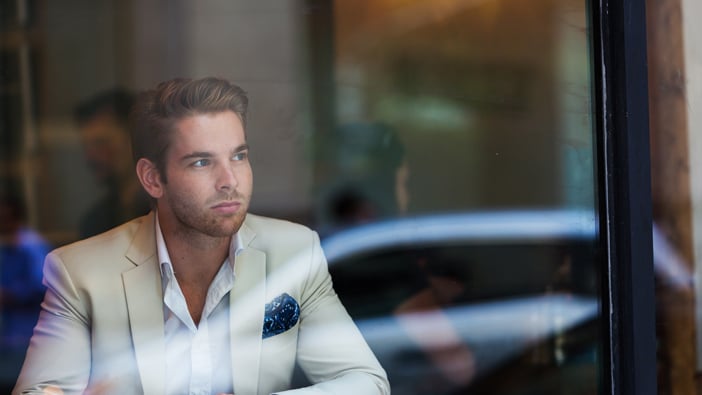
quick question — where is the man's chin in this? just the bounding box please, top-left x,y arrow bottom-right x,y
208,217 -> 246,237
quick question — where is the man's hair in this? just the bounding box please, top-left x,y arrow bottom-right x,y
74,88 -> 135,127
129,77 -> 249,182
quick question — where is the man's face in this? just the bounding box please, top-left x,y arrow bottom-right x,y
155,111 -> 253,238
79,113 -> 133,184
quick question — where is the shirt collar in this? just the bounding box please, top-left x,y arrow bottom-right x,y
155,211 -> 244,279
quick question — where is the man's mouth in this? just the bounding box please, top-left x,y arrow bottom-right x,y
211,201 -> 242,214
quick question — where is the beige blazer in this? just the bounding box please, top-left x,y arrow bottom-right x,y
13,212 -> 389,395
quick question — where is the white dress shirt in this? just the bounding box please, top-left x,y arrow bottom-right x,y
156,215 -> 243,395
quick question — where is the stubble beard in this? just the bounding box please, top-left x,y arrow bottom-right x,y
168,190 -> 250,241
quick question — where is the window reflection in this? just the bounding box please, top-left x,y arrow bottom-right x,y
0,0 -> 601,393
307,0 -> 601,393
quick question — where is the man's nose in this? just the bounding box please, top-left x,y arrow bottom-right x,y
216,164 -> 239,191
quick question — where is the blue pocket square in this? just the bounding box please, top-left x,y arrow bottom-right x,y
262,293 -> 300,339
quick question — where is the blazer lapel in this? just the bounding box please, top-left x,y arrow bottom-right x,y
122,212 -> 166,395
230,221 -> 266,395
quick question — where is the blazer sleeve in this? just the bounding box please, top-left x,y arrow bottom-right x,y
13,252 -> 92,395
276,232 -> 390,395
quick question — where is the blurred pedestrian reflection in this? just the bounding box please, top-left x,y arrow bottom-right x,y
74,89 -> 150,238
316,121 -> 475,392
0,193 -> 50,351
317,122 -> 409,234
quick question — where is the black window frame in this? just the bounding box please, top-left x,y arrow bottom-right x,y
593,0 -> 656,393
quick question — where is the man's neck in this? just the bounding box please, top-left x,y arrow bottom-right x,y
163,228 -> 231,325
165,230 -> 230,285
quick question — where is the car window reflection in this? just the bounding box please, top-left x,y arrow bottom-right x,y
322,210 -> 600,394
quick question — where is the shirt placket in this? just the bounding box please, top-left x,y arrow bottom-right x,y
190,317 -> 212,395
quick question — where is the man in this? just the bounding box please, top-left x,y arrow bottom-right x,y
74,89 -> 150,238
14,78 -> 389,395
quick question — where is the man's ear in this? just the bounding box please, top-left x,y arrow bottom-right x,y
135,158 -> 164,199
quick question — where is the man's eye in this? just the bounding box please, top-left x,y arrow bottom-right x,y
233,152 -> 248,161
192,159 -> 210,167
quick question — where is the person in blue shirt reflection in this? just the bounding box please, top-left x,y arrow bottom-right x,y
0,193 -> 50,351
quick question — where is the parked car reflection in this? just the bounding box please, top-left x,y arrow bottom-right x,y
320,209 -> 601,395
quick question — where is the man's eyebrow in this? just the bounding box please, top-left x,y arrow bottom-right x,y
180,145 -> 249,162
233,144 -> 249,153
180,151 -> 213,162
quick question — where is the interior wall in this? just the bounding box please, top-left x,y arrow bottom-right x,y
178,1 -> 312,219
331,0 -> 566,214
35,0 -> 313,243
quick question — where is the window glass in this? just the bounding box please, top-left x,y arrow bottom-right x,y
305,0 -> 602,394
0,0 -> 602,393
